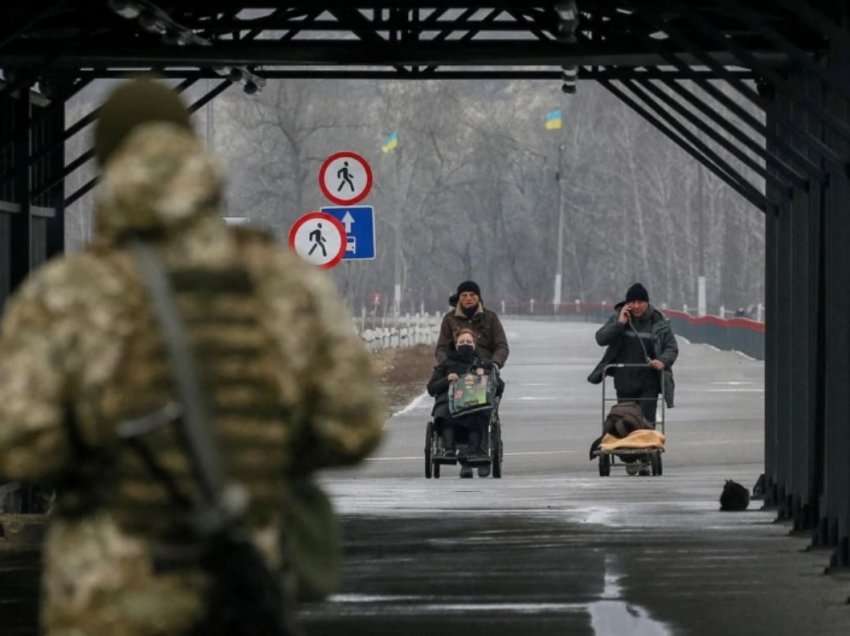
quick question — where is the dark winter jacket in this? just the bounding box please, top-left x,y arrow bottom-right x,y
588,303 -> 678,407
427,351 -> 493,420
435,303 -> 509,367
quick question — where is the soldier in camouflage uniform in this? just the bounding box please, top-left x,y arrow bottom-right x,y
0,79 -> 384,635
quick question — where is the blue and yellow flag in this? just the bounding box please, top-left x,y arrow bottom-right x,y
382,131 -> 399,153
545,109 -> 562,130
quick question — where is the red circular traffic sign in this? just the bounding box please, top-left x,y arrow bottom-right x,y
318,151 -> 373,205
288,211 -> 347,269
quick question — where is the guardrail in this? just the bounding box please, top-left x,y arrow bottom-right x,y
665,310 -> 764,360
499,301 -> 765,360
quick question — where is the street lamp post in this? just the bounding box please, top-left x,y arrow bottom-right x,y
553,142 -> 565,312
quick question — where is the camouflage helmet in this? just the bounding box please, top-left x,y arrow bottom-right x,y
94,77 -> 194,166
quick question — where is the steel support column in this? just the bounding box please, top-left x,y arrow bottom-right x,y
9,86 -> 31,292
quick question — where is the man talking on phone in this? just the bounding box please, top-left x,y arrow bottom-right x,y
588,283 -> 678,425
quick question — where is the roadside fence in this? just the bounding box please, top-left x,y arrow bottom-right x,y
356,311 -> 441,351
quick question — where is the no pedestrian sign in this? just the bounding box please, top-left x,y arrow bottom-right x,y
318,151 -> 372,205
288,211 -> 347,269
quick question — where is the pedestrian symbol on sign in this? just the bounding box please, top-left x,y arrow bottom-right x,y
337,161 -> 355,193
319,151 -> 372,205
289,211 -> 347,269
308,223 -> 328,257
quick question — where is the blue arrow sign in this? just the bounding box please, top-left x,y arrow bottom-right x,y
321,205 -> 376,260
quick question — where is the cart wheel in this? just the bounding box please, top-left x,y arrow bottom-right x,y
433,462 -> 441,479
425,421 -> 433,479
651,452 -> 663,476
460,465 -> 473,478
491,420 -> 502,479
598,454 -> 611,477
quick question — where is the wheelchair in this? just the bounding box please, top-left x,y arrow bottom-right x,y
424,396 -> 503,479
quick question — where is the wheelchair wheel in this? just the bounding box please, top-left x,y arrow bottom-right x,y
425,420 -> 433,479
651,452 -> 663,476
598,454 -> 611,477
491,414 -> 503,479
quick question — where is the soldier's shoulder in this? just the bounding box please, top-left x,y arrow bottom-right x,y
13,249 -> 127,303
229,224 -> 276,248
1,250 -> 133,334
231,226 -> 306,272
231,226 -> 338,299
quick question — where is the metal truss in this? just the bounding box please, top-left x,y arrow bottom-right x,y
0,1 -> 843,241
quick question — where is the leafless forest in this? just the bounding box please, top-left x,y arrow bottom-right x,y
65,78 -> 765,315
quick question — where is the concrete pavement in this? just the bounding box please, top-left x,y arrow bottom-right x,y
305,319 -> 850,636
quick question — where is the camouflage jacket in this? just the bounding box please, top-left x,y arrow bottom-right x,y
0,123 -> 384,635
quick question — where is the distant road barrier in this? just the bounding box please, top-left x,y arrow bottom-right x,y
500,300 -> 765,360
664,310 -> 764,360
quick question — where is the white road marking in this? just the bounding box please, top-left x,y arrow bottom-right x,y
735,350 -> 758,361
712,381 -> 754,385
366,449 -> 579,462
391,391 -> 430,418
673,438 -> 762,446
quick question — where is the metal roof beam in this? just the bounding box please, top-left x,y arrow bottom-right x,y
634,77 -> 802,193
599,78 -> 772,213
0,41 -> 789,68
75,68 -> 757,80
63,79 -> 232,208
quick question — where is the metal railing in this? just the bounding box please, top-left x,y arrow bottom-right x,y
356,312 -> 442,351
499,300 -> 765,360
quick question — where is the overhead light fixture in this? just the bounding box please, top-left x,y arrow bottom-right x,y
138,11 -> 167,35
108,0 -> 142,19
110,1 -> 266,95
554,1 -> 579,43
561,65 -> 577,94
162,30 -> 193,46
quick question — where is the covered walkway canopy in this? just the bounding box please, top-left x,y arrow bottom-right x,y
1,1 -> 849,567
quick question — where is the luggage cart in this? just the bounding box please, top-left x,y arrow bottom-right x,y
592,363 -> 666,477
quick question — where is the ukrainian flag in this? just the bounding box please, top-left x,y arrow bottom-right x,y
545,109 -> 563,130
382,131 -> 399,153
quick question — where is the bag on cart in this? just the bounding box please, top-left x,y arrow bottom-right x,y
588,401 -> 653,460
604,401 -> 653,437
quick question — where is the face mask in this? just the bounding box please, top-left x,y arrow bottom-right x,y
456,344 -> 475,359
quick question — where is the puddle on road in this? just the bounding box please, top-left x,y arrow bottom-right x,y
317,556 -> 672,636
589,555 -> 671,636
